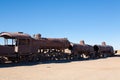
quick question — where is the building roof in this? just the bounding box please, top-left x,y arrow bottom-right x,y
0,32 -> 31,39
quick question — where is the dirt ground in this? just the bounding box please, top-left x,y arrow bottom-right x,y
0,54 -> 120,80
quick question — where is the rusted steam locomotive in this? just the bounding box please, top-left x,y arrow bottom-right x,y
70,41 -> 114,60
0,32 -> 115,63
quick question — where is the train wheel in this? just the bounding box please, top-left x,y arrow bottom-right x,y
73,54 -> 82,60
28,54 -> 38,62
89,53 -> 96,59
95,52 -> 100,58
8,57 -> 17,63
0,57 -> 6,64
109,53 -> 114,57
102,53 -> 107,58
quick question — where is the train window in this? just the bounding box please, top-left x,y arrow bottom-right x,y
6,39 -> 15,45
0,37 -> 4,45
0,38 -> 15,46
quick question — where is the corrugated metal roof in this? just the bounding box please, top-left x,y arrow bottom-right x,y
0,32 -> 31,39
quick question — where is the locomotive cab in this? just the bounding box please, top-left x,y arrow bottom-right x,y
0,32 -> 32,55
0,33 -> 15,56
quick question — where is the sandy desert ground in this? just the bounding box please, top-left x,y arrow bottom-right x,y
0,54 -> 120,80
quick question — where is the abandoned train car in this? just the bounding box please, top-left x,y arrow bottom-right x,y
0,32 -> 115,63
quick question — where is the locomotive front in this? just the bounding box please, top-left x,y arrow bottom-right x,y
93,42 -> 114,58
70,40 -> 95,59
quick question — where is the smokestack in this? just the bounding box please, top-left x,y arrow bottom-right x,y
35,34 -> 41,39
80,40 -> 85,45
102,42 -> 106,46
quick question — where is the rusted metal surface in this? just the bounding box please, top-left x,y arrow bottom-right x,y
34,34 -> 41,39
0,45 -> 14,56
71,40 -> 94,56
71,44 -> 94,55
94,42 -> 114,54
0,32 -> 116,63
80,40 -> 85,45
0,32 -> 31,39
94,45 -> 114,54
102,42 -> 106,46
32,38 -> 71,49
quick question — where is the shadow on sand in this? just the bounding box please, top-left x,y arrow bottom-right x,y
0,59 -> 85,68
0,54 -> 120,68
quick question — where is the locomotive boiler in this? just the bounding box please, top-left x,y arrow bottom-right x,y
31,34 -> 71,61
93,42 -> 114,58
70,40 -> 95,59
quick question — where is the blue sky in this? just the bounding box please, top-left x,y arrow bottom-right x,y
0,0 -> 120,49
